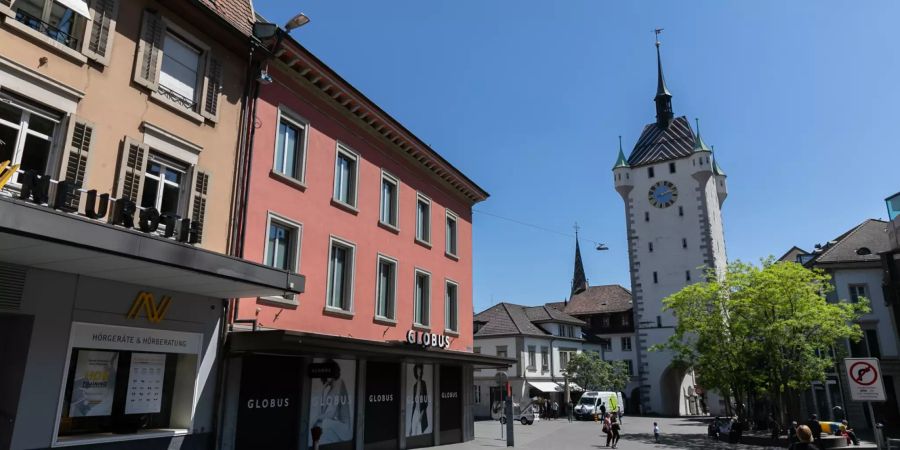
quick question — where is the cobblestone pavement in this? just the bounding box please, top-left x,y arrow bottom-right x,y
435,416 -> 785,449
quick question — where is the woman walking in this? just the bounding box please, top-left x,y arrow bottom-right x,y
602,414 -> 612,447
610,413 -> 621,448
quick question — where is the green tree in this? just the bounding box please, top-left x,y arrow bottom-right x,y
656,258 -> 869,422
564,351 -> 630,392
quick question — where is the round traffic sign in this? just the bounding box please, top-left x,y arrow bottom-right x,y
849,361 -> 878,386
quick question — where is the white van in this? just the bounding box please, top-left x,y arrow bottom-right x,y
574,391 -> 624,420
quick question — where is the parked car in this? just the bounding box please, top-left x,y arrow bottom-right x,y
574,391 -> 624,420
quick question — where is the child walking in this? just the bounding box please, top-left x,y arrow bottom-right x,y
654,422 -> 660,443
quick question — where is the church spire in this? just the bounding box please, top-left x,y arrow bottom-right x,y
571,224 -> 588,298
654,29 -> 674,128
693,118 -> 711,152
613,135 -> 628,168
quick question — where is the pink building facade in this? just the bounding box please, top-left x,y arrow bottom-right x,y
221,32 -> 504,450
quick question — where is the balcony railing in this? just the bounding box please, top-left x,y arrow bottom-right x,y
14,9 -> 79,49
157,84 -> 198,111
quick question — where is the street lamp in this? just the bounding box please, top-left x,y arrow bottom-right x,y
284,12 -> 310,32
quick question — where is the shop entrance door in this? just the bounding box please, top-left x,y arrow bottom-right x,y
0,313 -> 33,450
363,361 -> 401,449
438,365 -> 463,444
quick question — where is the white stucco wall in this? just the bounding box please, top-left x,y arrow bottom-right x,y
832,268 -> 899,358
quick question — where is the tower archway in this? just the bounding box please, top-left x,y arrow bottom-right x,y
659,364 -> 691,416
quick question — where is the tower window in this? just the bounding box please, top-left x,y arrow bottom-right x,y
648,167 -> 655,178
685,270 -> 691,281
678,206 -> 684,216
626,173 -> 629,180
648,242 -> 653,252
653,272 -> 658,283
644,212 -> 649,222
669,162 -> 676,174
682,238 -> 687,248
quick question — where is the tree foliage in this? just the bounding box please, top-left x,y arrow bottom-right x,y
564,351 -> 630,392
656,258 -> 870,420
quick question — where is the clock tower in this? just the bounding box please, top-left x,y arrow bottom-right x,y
612,36 -> 728,415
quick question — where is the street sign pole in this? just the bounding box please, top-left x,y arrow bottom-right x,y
844,357 -> 886,442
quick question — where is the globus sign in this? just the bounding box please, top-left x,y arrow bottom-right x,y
406,329 -> 452,350
0,161 -> 202,244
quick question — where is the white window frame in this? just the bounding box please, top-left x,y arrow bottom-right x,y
9,0 -> 87,52
379,170 -> 400,229
413,268 -> 432,328
141,152 -> 188,216
151,18 -> 210,120
415,192 -> 431,246
527,345 -> 536,370
272,105 -> 308,184
621,336 -> 632,351
445,208 -> 459,258
444,278 -> 459,333
541,347 -> 549,372
849,284 -> 868,303
374,253 -> 398,323
332,143 -> 359,210
0,93 -> 65,186
325,235 -> 356,315
262,212 -> 302,272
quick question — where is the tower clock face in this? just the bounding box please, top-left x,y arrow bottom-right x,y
648,181 -> 678,208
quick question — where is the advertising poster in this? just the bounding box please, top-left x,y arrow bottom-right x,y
235,355 -> 303,450
308,358 -> 356,447
439,365 -> 463,444
69,350 -> 118,417
124,352 -> 166,414
405,363 -> 433,437
364,361 -> 401,449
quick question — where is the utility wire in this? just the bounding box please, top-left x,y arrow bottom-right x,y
472,209 -> 607,248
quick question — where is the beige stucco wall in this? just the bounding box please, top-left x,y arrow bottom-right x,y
0,0 -> 247,254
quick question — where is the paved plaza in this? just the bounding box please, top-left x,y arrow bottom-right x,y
437,416 -> 783,450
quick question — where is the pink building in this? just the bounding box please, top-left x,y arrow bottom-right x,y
222,29 -> 506,450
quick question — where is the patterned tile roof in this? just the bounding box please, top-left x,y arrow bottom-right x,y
627,116 -> 696,167
195,0 -> 253,36
547,285 -> 633,315
808,219 -> 890,265
473,303 -> 583,337
523,305 -> 585,326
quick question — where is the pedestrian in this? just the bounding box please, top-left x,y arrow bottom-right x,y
807,414 -> 822,447
552,400 -> 559,420
567,401 -> 574,422
653,421 -> 660,443
787,421 -> 800,447
708,418 -> 718,440
769,414 -> 782,442
610,413 -> 621,448
599,401 -> 607,419
602,414 -> 612,447
789,425 -> 822,450
840,420 -> 860,446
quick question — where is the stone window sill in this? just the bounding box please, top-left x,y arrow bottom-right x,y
323,306 -> 354,319
4,18 -> 87,64
374,315 -> 397,326
330,198 -> 359,215
378,220 -> 400,234
415,238 -> 432,249
269,170 -> 307,191
149,91 -> 204,124
257,295 -> 298,309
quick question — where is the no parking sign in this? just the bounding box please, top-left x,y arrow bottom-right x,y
845,357 -> 886,402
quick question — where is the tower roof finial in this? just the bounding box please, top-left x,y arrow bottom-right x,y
613,135 -> 629,168
654,28 -> 670,97
693,118 -> 711,152
653,28 -> 674,128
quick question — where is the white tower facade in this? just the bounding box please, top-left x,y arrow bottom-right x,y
612,41 -> 728,415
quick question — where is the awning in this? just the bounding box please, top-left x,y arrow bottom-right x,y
0,197 -> 304,298
528,381 -> 563,393
55,0 -> 91,19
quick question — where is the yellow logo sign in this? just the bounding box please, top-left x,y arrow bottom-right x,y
0,160 -> 21,190
127,291 -> 172,323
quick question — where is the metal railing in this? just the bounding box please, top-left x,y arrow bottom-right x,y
14,9 -> 78,49
157,84 -> 198,111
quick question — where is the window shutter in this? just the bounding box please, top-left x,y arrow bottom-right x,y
190,170 -> 209,244
115,137 -> 149,204
133,9 -> 164,90
201,54 -> 222,122
81,0 -> 119,65
59,118 -> 95,210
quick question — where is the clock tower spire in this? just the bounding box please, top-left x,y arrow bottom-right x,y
654,29 -> 674,128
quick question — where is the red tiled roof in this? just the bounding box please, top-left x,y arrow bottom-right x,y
195,0 -> 253,36
548,285 -> 633,315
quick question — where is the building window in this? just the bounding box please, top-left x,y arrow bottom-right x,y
527,346 -> 536,370
623,359 -> 634,376
686,270 -> 692,282
653,272 -> 658,283
375,255 -> 397,320
600,340 -> 612,351
0,93 -> 63,186
13,0 -> 85,49
416,194 -> 431,244
159,31 -> 201,106
445,210 -> 459,257
644,211 -> 650,222
849,284 -> 868,303
496,346 -> 508,359
333,145 -> 358,207
326,237 -> 355,312
474,385 -> 481,404
264,214 -> 301,271
621,337 -> 632,351
648,167 -> 655,178
622,314 -> 631,326
541,347 -> 549,372
648,242 -> 654,252
473,347 -> 481,354
560,350 -> 574,368
414,269 -> 431,327
273,110 -> 307,181
866,329 -> 881,358
682,238 -> 688,248
380,171 -> 399,227
445,280 -> 459,332
669,162 -> 676,174
600,316 -> 610,327
678,205 -> 684,216
140,153 -> 188,217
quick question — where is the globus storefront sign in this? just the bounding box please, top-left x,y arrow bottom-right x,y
0,162 -> 202,244
406,329 -> 453,350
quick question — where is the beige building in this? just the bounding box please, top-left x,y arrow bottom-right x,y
0,0 -> 253,251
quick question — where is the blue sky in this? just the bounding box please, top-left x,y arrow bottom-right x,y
257,1 -> 900,313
